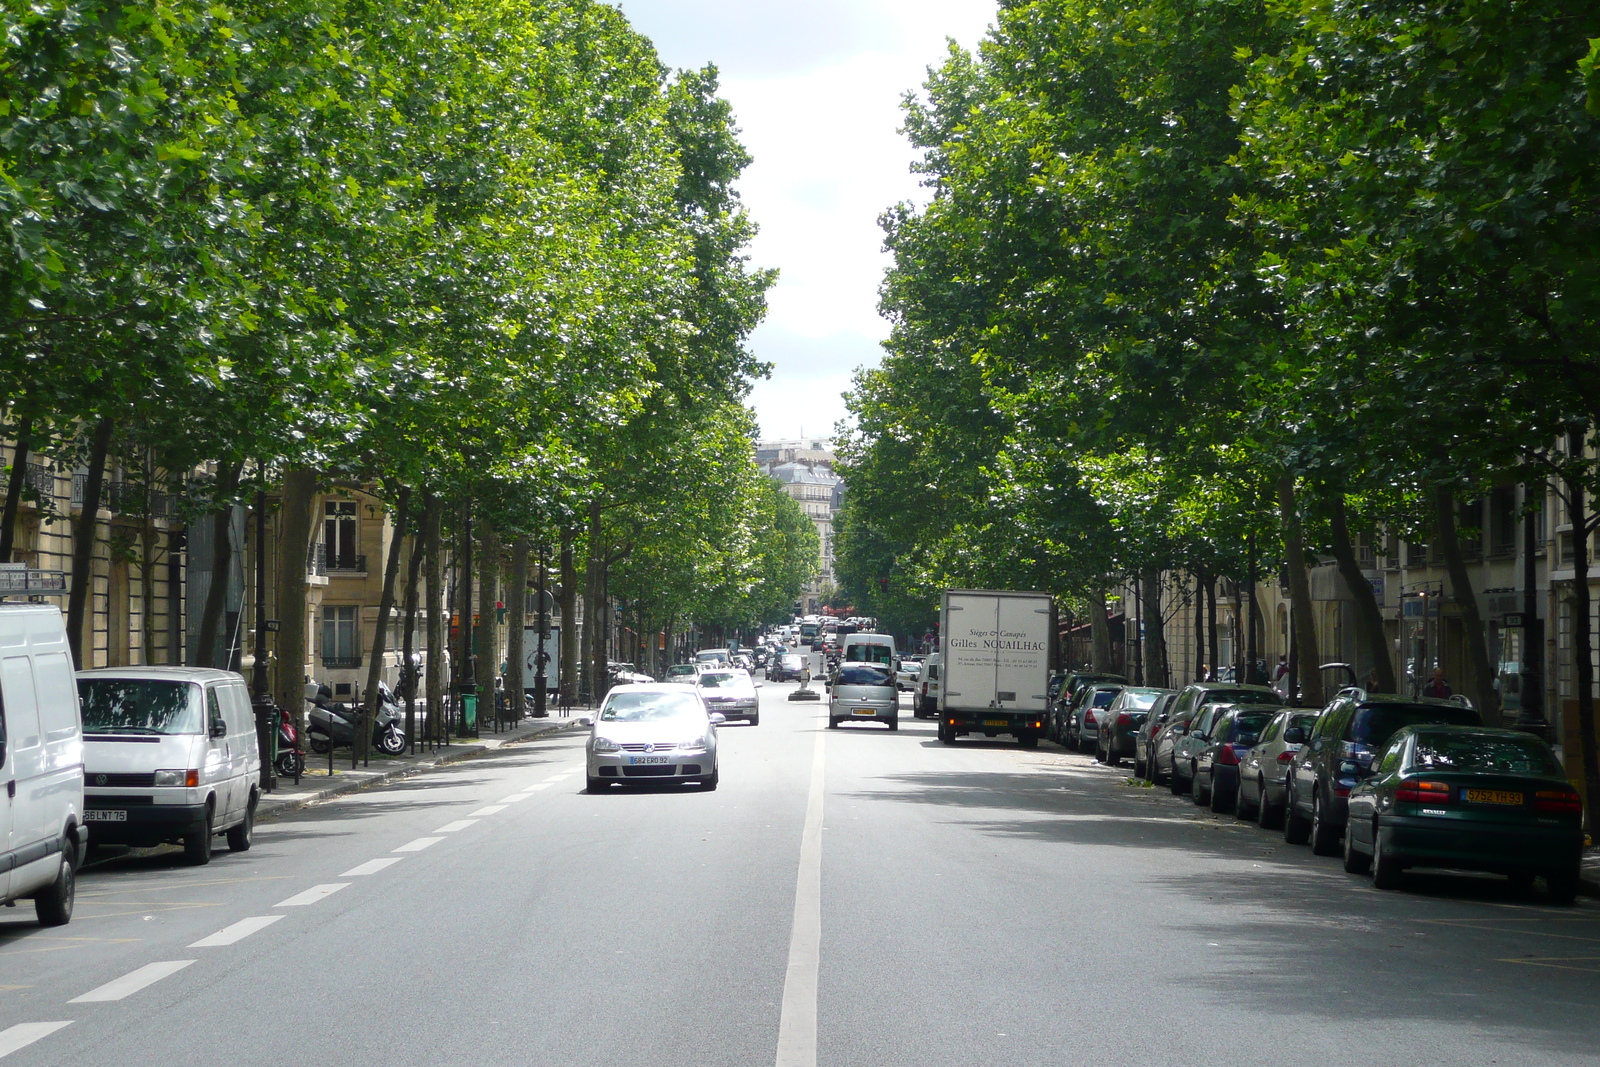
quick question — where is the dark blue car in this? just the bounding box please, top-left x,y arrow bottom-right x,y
1193,707 -> 1277,813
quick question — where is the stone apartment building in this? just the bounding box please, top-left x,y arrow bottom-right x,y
756,439 -> 842,615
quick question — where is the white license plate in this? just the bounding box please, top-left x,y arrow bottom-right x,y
84,810 -> 127,822
629,756 -> 669,765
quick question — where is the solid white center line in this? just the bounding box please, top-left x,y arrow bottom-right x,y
392,837 -> 443,853
433,819 -> 479,833
0,1022 -> 72,1059
189,915 -> 284,948
70,961 -> 195,1003
466,805 -> 505,817
274,883 -> 351,907
775,727 -> 826,1067
341,857 -> 403,877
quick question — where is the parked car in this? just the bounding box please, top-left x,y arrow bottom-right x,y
1341,725 -> 1583,902
1052,671 -> 1128,720
78,667 -> 261,866
586,684 -> 721,791
1192,705 -> 1279,812
1133,691 -> 1180,780
1095,687 -> 1169,766
695,669 -> 762,725
915,653 -> 943,718
0,603 -> 85,925
1283,691 -> 1481,854
1066,683 -> 1124,753
1168,701 -> 1233,796
1236,709 -> 1318,827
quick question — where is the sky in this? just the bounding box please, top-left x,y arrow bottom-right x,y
611,0 -> 998,443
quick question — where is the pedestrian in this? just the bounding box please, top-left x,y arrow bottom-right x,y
1422,667 -> 1452,698
1272,654 -> 1290,697
1364,666 -> 1382,692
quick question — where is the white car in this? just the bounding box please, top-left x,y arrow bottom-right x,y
663,664 -> 700,685
896,658 -> 923,691
696,668 -> 762,725
586,684 -> 721,791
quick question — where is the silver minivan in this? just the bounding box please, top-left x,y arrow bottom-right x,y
828,661 -> 899,730
77,668 -> 261,865
0,603 -> 85,925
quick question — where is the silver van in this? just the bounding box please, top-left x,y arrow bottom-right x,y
828,661 -> 899,730
0,603 -> 85,925
77,668 -> 261,865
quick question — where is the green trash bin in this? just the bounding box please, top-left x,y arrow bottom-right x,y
461,693 -> 477,731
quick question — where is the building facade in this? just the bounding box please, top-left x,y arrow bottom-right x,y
756,439 -> 842,615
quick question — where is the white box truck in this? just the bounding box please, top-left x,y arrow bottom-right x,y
937,589 -> 1056,747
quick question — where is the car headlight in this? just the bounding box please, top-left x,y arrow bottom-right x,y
680,736 -> 708,752
591,736 -> 621,753
153,768 -> 196,787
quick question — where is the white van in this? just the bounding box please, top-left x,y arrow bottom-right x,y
77,668 -> 261,866
0,603 -> 85,925
841,632 -> 896,667
915,652 -> 943,719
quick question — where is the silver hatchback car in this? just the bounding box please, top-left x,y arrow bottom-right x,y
587,685 -> 722,792
827,662 -> 899,730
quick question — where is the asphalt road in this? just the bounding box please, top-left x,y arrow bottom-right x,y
2,680 -> 1597,1066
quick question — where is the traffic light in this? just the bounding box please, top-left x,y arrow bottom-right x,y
879,577 -> 889,595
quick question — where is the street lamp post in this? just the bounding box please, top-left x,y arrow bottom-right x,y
251,487 -> 275,792
535,541 -> 548,718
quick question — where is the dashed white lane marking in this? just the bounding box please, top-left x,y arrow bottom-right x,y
189,915 -> 284,947
466,805 -> 505,817
0,1022 -> 72,1058
527,783 -> 552,791
392,837 -> 443,853
775,727 -> 826,1067
69,961 -> 195,1003
274,883 -> 350,907
496,794 -> 531,803
543,772 -> 573,783
433,819 -> 480,833
342,857 -> 403,877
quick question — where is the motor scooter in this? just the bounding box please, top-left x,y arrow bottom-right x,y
276,704 -> 305,779
306,683 -> 407,755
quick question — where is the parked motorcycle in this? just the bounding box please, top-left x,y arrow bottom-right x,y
275,704 -> 306,778
305,682 -> 407,755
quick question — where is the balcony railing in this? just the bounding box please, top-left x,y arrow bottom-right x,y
321,654 -> 362,670
310,542 -> 366,575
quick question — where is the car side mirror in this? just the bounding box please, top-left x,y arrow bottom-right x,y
210,720 -> 228,739
709,712 -> 726,725
1283,727 -> 1305,744
754,681 -> 764,688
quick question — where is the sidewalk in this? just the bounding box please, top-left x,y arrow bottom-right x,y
1581,844 -> 1600,899
257,713 -> 589,821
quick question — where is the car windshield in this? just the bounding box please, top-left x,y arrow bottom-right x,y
1348,703 -> 1479,745
837,664 -> 893,686
1091,688 -> 1121,707
1122,690 -> 1163,711
1410,733 -> 1563,776
600,691 -> 704,722
1227,712 -> 1275,744
78,679 -> 201,734
1205,688 -> 1280,706
698,672 -> 742,689
782,656 -> 804,667
845,644 -> 893,665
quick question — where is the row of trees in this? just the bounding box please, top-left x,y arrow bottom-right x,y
835,0 -> 1600,815
2,0 -> 815,728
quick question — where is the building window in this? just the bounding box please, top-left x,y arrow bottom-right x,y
1488,487 -> 1516,557
324,500 -> 359,571
321,605 -> 361,669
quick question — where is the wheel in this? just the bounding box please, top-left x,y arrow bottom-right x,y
1193,772 -> 1210,806
1106,743 -> 1119,767
1283,791 -> 1311,845
939,723 -> 956,745
828,717 -> 839,729
377,726 -> 406,755
1371,830 -> 1402,890
1018,733 -> 1037,749
1236,780 -> 1257,820
586,775 -> 608,793
1546,869 -> 1579,905
227,796 -> 255,852
702,767 -> 720,791
1209,780 -> 1231,814
34,845 -> 75,926
183,807 -> 215,866
749,714 -> 760,726
1151,757 -> 1168,787
888,718 -> 898,732
276,751 -> 305,778
1309,791 -> 1341,856
1258,785 -> 1283,830
309,733 -> 331,755
1342,821 -> 1371,874
1134,754 -> 1147,779
1169,764 -> 1186,795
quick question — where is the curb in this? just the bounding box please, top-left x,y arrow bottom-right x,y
256,718 -> 583,822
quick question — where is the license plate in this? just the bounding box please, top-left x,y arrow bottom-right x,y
852,708 -> 876,716
628,756 -> 669,765
84,810 -> 127,822
1464,788 -> 1522,805
984,719 -> 1007,727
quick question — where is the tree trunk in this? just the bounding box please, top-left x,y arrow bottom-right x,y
1193,570 -> 1206,681
1140,567 -> 1168,688
506,537 -> 529,720
1277,475 -> 1324,707
1205,576 -> 1218,680
1328,493 -> 1395,691
456,501 -> 475,732
0,417 -> 32,562
1089,587 -> 1112,671
476,519 -> 500,707
1564,445 -> 1600,831
559,527 -> 578,707
423,497 -> 446,743
400,496 -> 428,750
271,468 -> 317,739
1247,532 -> 1262,684
67,417 -> 115,668
1434,487 -> 1501,724
581,503 -> 603,704
361,485 -> 410,760
195,461 -> 243,668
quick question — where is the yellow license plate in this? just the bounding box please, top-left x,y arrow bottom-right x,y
1464,789 -> 1523,805
984,719 -> 1007,727
852,708 -> 875,716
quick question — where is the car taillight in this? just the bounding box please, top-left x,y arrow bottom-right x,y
1395,780 -> 1452,804
1535,789 -> 1582,814
1216,745 -> 1240,766
1276,751 -> 1295,764
1084,711 -> 1097,725
1117,712 -> 1132,726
